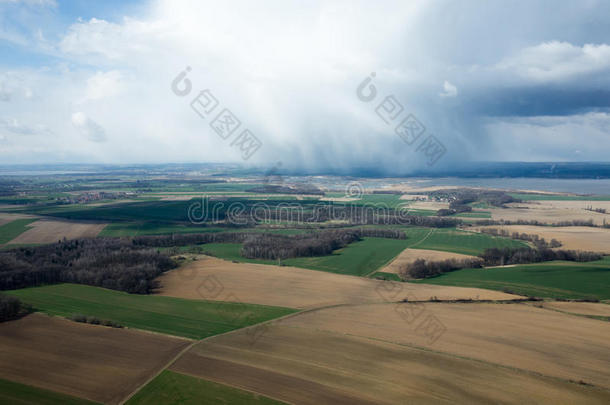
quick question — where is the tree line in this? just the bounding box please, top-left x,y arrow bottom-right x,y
402,258 -> 483,279
0,238 -> 176,293
0,294 -> 31,322
401,247 -> 603,279
474,218 -> 606,228
241,228 -> 406,260
478,228 -> 562,248
479,247 -> 602,266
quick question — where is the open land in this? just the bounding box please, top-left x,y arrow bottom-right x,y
380,247 -> 478,275
0,313 -> 190,404
7,219 -> 106,244
474,225 -> 610,254
157,256 -> 522,308
1,168 -> 610,404
7,283 -> 296,340
171,318 -> 610,405
417,257 -> 610,300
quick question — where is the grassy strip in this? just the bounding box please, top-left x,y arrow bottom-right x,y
414,257 -> 610,300
127,370 -> 285,405
0,218 -> 37,244
0,377 -> 98,405
6,284 -> 296,340
370,271 -> 402,281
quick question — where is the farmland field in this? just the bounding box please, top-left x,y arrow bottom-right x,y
6,284 -> 296,339
0,218 -> 37,244
7,219 -> 106,244
285,237 -> 411,276
196,238 -> 412,276
400,227 -> 528,255
509,193 -> 610,201
0,313 -> 190,404
474,225 -> 610,254
380,247 -> 478,275
277,302 -> 610,391
180,229 -> 526,276
157,256 -> 519,308
171,321 -> 610,404
99,222 -> 225,237
2,167 -> 610,404
126,370 -> 285,405
415,257 -> 610,300
0,378 -> 98,405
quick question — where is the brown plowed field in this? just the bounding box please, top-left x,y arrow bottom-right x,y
537,301 -> 610,317
156,256 -> 521,308
8,219 -> 106,244
473,225 -> 610,253
278,302 -> 610,389
172,323 -> 610,404
0,313 -> 191,404
380,248 -> 478,275
489,202 -> 609,226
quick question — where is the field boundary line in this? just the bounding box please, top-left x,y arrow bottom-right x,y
116,303 -> 336,405
169,369 -> 297,405
117,339 -> 198,405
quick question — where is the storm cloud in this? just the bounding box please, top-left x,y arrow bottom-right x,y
1,0 -> 609,173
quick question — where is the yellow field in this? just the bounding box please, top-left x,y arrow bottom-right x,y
8,219 -> 107,244
536,301 -> 610,317
156,256 -> 521,308
381,248 -> 478,275
489,201 -> 609,225
474,225 -> 610,253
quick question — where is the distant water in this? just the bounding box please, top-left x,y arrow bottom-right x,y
412,178 -> 610,195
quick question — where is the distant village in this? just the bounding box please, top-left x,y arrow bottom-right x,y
56,191 -> 137,204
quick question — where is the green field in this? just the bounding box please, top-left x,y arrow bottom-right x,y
416,257 -> 610,300
127,370 -> 285,405
99,222 -> 225,237
0,218 -> 37,244
197,237 -> 410,276
285,237 -> 411,276
0,378 -> 98,405
18,200 -> 195,222
452,211 -> 492,218
400,227 -> 528,256
6,284 -> 296,339
349,194 -> 405,208
17,198 -> 327,223
184,228 -> 526,276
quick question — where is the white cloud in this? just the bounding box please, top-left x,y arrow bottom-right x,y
2,0 -> 610,169
71,112 -> 106,142
496,41 -> 610,82
84,70 -> 123,101
439,80 -> 457,98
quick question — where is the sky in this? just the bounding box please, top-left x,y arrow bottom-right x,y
1,0 -> 609,174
